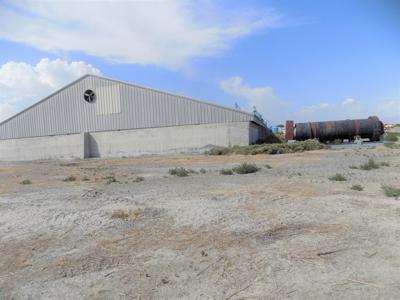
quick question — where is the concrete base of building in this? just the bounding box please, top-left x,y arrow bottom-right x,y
0,121 -> 265,161
0,133 -> 85,161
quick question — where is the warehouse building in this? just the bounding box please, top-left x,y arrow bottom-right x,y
0,75 -> 267,161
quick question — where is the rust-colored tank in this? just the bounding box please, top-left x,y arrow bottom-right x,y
287,116 -> 384,142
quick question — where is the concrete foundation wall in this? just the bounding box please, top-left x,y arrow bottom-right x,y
86,122 -> 250,158
0,121 -> 263,161
0,133 -> 84,161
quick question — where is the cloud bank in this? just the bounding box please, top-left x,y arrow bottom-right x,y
0,0 -> 280,69
0,58 -> 101,121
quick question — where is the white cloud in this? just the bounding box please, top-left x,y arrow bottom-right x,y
219,76 -> 288,124
295,98 -> 400,123
0,58 -> 100,121
342,98 -> 355,105
220,76 -> 400,124
0,1 -> 280,69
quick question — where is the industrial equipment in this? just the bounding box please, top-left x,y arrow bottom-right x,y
285,116 -> 384,142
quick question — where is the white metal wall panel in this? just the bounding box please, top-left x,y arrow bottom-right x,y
96,84 -> 121,115
0,75 -> 260,139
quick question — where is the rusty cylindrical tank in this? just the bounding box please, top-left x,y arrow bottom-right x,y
294,116 -> 384,142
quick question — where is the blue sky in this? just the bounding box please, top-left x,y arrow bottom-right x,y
0,0 -> 399,124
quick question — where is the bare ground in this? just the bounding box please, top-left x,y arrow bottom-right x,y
0,144 -> 400,299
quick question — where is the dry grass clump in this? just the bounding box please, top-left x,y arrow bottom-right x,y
220,168 -> 234,175
169,167 -> 190,177
328,174 -> 347,181
359,158 -> 380,170
205,140 -> 326,156
111,208 -> 143,220
62,175 -> 76,182
133,176 -> 145,182
351,184 -> 363,191
232,163 -> 260,174
205,147 -> 232,155
385,132 -> 399,142
384,143 -> 400,149
104,175 -> 117,184
382,185 -> 400,198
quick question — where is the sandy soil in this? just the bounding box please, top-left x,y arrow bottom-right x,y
0,144 -> 400,299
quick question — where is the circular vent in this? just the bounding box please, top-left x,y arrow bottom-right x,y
84,89 -> 96,103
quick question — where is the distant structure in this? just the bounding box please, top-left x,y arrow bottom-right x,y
0,75 -> 267,161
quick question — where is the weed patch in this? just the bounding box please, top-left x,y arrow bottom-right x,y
63,176 -> 76,182
220,169 -> 234,175
382,185 -> 400,198
351,184 -> 363,191
104,175 -> 117,184
384,143 -> 400,149
232,163 -> 260,174
133,176 -> 144,182
205,139 -> 326,156
328,174 -> 347,181
359,159 -> 380,170
169,167 -> 190,177
385,132 -> 399,142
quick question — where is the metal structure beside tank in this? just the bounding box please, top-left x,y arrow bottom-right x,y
285,116 -> 384,142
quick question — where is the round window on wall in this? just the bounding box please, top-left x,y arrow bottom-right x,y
84,89 -> 96,103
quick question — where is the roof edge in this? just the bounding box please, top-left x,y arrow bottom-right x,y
0,74 -> 92,126
86,74 -> 255,118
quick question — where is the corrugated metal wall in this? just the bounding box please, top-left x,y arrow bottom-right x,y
0,75 -> 258,140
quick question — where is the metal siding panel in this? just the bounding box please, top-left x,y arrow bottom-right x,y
0,75 -> 258,139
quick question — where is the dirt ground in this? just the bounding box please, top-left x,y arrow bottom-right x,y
1,144 -> 400,299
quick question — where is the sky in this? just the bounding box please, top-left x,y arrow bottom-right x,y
0,0 -> 399,125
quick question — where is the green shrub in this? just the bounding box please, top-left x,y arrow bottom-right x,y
385,133 -> 399,142
349,165 -> 358,169
380,162 -> 390,167
200,168 -> 207,174
382,185 -> 400,198
351,184 -> 363,191
359,158 -> 380,170
169,167 -> 190,177
20,179 -> 32,185
82,176 -> 90,181
220,168 -> 234,175
328,174 -> 347,181
232,163 -> 260,174
264,164 -> 272,169
63,175 -> 76,182
205,140 -> 326,156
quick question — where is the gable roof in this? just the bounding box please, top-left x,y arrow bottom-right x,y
0,74 -> 263,139
1,74 -> 257,126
